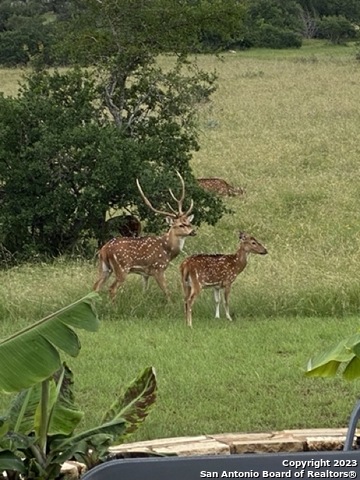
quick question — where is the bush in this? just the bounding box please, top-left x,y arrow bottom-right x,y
316,15 -> 357,44
0,17 -> 53,67
254,24 -> 302,49
0,31 -> 31,65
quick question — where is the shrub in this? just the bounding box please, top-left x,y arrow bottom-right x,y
254,24 -> 302,49
316,15 -> 357,44
0,17 -> 52,67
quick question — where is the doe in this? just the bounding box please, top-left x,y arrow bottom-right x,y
197,177 -> 245,197
180,232 -> 267,327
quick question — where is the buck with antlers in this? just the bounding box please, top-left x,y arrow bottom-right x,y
93,171 -> 195,300
180,232 -> 267,327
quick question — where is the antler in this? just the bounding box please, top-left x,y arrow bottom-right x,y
168,170 -> 194,216
136,179 -> 176,218
168,170 -> 185,215
136,170 -> 194,218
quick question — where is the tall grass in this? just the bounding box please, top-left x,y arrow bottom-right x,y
0,67 -> 30,97
1,41 -> 360,440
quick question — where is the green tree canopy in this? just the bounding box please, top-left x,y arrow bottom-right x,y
242,0 -> 303,48
0,65 -> 226,259
0,1 -> 248,259
297,0 -> 360,22
316,14 -> 357,44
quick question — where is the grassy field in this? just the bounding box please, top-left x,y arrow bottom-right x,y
1,41 -> 360,442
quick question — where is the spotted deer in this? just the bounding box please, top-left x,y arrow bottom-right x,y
93,171 -> 195,300
180,232 -> 267,327
197,177 -> 245,197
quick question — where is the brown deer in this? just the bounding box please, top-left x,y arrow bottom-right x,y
180,232 -> 267,327
106,214 -> 142,238
93,171 -> 195,300
96,214 -> 142,249
197,177 -> 245,197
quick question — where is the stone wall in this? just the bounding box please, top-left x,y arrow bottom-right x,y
108,427 -> 355,456
61,428 -> 358,478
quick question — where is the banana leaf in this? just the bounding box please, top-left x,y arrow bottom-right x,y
0,430 -> 36,451
2,364 -> 83,437
4,387 -> 40,435
0,292 -> 100,393
101,366 -> 157,441
305,333 -> 360,380
0,450 -> 26,474
49,417 -> 127,465
0,417 -> 8,436
49,367 -> 157,467
35,364 -> 84,436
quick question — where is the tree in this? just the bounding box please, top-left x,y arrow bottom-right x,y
54,0 -> 246,61
0,0 -> 56,67
243,0 -> 303,48
0,16 -> 53,66
0,0 -> 248,65
0,12 -> 230,259
316,15 -> 357,44
0,69 -> 135,257
296,0 -> 360,23
295,0 -> 360,38
298,7 -> 319,39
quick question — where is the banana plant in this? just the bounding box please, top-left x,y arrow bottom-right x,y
0,293 -> 157,479
0,292 -> 100,393
306,333 -> 360,380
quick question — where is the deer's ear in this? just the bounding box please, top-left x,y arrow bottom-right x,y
165,216 -> 174,225
188,214 -> 194,222
239,231 -> 247,241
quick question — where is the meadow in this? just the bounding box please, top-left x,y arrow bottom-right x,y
1,41 -> 360,442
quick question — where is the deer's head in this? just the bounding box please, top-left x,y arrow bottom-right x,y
239,232 -> 267,255
136,171 -> 196,239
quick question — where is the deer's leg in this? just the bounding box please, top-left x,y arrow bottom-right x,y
152,270 -> 170,300
108,271 -> 127,300
214,288 -> 221,318
185,288 -> 194,328
93,259 -> 112,292
183,280 -> 193,327
223,285 -> 233,322
186,281 -> 201,328
142,275 -> 150,292
181,269 -> 192,326
108,259 -> 127,300
186,300 -> 192,327
182,282 -> 191,302
183,286 -> 190,326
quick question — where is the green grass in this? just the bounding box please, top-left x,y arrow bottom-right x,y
1,40 -> 360,441
1,264 -> 359,440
